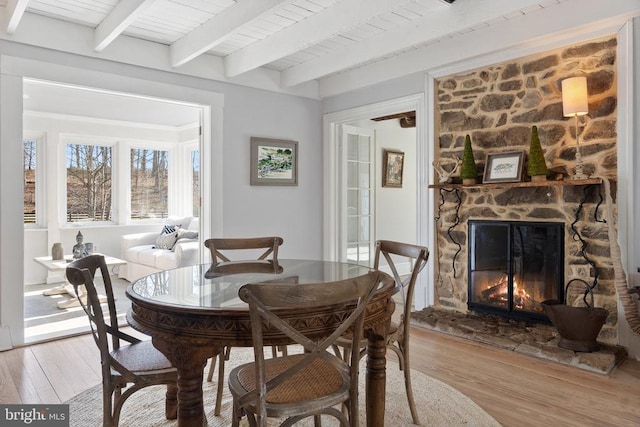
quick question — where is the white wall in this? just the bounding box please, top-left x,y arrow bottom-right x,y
373,120 -> 417,246
220,85 -> 322,260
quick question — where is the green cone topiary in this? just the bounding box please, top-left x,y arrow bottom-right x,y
460,135 -> 478,183
527,125 -> 548,180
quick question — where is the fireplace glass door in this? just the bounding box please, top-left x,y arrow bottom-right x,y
468,220 -> 564,322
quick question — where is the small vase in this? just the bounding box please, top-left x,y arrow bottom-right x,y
531,175 -> 547,182
462,178 -> 477,186
51,243 -> 64,260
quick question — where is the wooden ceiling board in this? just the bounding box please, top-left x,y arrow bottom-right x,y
392,5 -> 424,21
273,7 -> 307,22
168,0 -> 231,14
292,0 -> 326,14
125,1 -> 214,44
282,3 -> 317,20
27,0 -> 115,26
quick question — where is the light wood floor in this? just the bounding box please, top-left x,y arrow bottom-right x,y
1,327 -> 639,427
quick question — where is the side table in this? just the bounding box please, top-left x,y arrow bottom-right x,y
34,254 -> 127,309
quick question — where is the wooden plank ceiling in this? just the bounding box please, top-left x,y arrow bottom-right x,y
0,0 -> 570,94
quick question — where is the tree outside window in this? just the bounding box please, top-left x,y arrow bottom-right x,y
130,148 -> 168,220
23,139 -> 37,224
66,143 -> 112,222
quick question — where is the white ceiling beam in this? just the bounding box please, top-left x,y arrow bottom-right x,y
224,0 -> 420,78
4,0 -> 29,34
94,0 -> 157,52
170,0 -> 293,68
281,0 -> 547,87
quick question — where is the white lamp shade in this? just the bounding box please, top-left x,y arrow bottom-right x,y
562,76 -> 588,117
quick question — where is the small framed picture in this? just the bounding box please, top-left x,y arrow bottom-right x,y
382,150 -> 404,188
250,137 -> 298,186
483,151 -> 525,183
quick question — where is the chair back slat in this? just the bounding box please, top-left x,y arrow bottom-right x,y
65,255 -> 121,354
204,237 -> 283,263
374,240 -> 429,303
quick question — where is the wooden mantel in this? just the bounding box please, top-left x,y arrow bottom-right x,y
428,178 -> 603,190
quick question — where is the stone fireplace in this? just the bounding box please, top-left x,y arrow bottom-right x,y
431,35 -> 618,345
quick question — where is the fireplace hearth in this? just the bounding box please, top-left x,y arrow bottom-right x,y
468,220 -> 564,322
411,306 -> 626,375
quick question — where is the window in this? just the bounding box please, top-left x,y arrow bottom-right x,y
130,148 -> 168,219
23,138 -> 37,224
66,143 -> 112,222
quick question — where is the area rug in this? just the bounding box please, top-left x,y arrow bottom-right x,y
67,347 -> 500,426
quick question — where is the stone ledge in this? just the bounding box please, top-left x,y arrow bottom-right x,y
411,307 -> 627,375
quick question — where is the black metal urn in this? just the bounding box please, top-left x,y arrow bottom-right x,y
542,279 -> 608,352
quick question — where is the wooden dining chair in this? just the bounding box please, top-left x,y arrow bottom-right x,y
228,270 -> 386,427
204,236 -> 283,263
203,236 -> 284,416
334,240 -> 429,425
65,255 -> 178,427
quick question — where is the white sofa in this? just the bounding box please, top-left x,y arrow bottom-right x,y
119,217 -> 200,282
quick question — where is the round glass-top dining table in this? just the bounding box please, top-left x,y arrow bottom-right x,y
126,259 -> 396,427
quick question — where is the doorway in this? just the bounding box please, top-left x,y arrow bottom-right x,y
322,93 -> 432,308
22,80 -> 205,343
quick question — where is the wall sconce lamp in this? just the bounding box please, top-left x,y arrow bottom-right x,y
561,76 -> 589,180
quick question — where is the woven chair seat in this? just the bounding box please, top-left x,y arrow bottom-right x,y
233,354 -> 347,405
111,341 -> 174,374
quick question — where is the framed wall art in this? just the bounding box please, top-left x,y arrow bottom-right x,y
382,150 -> 404,188
483,151 -> 525,183
250,137 -> 298,186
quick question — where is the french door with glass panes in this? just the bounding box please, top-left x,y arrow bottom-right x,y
341,125 -> 375,266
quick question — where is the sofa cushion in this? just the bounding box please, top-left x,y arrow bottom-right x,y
161,224 -> 181,235
187,217 -> 199,231
137,247 -> 168,267
123,244 -> 155,264
155,251 -> 180,271
155,231 -> 178,249
177,228 -> 198,240
165,216 -> 193,228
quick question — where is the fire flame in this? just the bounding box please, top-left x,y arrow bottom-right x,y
482,276 -> 533,309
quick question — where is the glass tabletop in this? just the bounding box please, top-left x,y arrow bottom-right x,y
127,259 -> 372,309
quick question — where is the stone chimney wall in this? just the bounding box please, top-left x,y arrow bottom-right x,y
433,35 -> 618,343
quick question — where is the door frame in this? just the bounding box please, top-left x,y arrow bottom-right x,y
322,93 -> 434,309
0,55 -> 223,348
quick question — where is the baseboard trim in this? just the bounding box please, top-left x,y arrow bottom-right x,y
0,326 -> 13,351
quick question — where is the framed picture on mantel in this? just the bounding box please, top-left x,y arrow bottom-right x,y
483,151 -> 524,183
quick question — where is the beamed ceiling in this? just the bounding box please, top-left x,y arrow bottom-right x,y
2,0 -> 640,98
